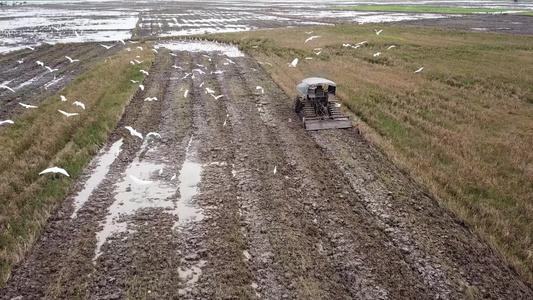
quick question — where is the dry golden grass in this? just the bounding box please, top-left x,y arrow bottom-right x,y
0,44 -> 154,286
208,24 -> 533,280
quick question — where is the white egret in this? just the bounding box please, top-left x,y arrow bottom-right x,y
125,126 -> 143,139
39,167 -> 69,177
58,110 -> 79,117
19,103 -> 37,109
305,36 -> 321,43
73,101 -> 85,109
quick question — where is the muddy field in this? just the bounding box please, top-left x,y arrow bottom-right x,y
1,41 -> 532,299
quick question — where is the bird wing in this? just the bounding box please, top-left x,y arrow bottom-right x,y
0,120 -> 14,125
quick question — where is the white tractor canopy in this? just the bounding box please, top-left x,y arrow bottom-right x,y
296,77 -> 337,94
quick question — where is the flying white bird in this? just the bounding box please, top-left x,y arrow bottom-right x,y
26,46 -> 35,51
288,58 -> 298,67
39,166 -> 69,177
60,95 -> 67,102
256,86 -> 264,94
101,44 -> 114,49
134,59 -> 143,64
65,56 -> 79,63
184,90 -> 188,98
139,84 -> 144,91
172,17 -> 178,23
315,50 -> 322,55
19,103 -> 37,109
205,87 -> 215,94
199,82 -> 204,88
0,120 -> 14,125
152,49 -> 158,53
129,41 -> 139,44
36,60 -> 44,66
129,175 -> 151,185
144,97 -> 158,101
146,132 -> 161,139
0,85 -> 15,93
73,101 -> 85,109
373,52 -> 381,57
305,31 -> 313,34
305,36 -> 321,43
130,61 -> 135,65
125,126 -> 143,139
159,168 -> 163,175
118,39 -> 125,45
74,31 -> 80,37
17,59 -> 23,64
140,70 -> 149,75
170,53 -> 177,57
130,79 -> 139,83
171,173 -> 176,180
375,29 -> 383,35
223,119 -> 227,126
414,67 -> 424,73
305,57 -> 313,60
58,110 -> 79,117
45,66 -> 58,72
211,94 -> 223,100
273,166 -> 277,174
387,45 -> 397,50
212,70 -> 224,74
136,46 -> 143,51
356,41 -> 368,46
171,65 -> 182,69
126,47 -> 131,52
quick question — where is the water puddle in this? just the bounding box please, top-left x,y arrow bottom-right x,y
71,139 -> 123,219
154,40 -> 244,57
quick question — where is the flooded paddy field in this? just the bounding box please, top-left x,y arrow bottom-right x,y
2,0 -> 532,54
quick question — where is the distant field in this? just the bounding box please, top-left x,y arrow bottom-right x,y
207,24 -> 533,281
333,5 -> 532,15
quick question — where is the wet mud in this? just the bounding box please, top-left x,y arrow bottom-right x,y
2,41 -> 532,299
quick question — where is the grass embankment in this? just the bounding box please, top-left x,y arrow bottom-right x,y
207,25 -> 533,280
0,44 -> 154,286
333,6 -> 533,15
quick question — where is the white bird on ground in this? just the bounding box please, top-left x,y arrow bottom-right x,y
125,126 -> 143,139
118,39 -> 126,45
45,66 -> 58,72
223,119 -> 227,126
273,166 -> 277,174
171,173 -> 176,180
130,61 -> 135,65
140,70 -> 149,75
256,86 -> 264,94
36,60 -> 44,66
171,65 -> 182,69
26,46 -> 35,51
305,31 -> 313,34
146,132 -> 161,139
315,50 -> 322,55
414,67 -> 424,73
65,56 -> 79,63
0,85 -> 15,93
19,103 -> 37,109
0,120 -> 14,125
199,82 -> 205,88
126,47 -> 131,52
73,101 -> 85,109
130,79 -> 139,83
60,95 -> 67,102
288,58 -> 298,67
388,45 -> 397,50
211,94 -> 223,100
373,52 -> 381,57
170,53 -> 177,57
356,41 -> 368,46
58,110 -> 79,117
192,68 -> 205,74
39,166 -> 69,177
375,29 -> 383,35
101,44 -> 114,49
152,49 -> 158,53
205,87 -> 215,94
134,60 -> 143,64
139,84 -> 144,91
184,90 -> 188,98
159,168 -> 163,175
136,46 -> 143,51
212,70 -> 224,74
305,36 -> 321,43
305,57 -> 313,60
17,59 -> 23,64
144,97 -> 158,101
129,41 -> 139,44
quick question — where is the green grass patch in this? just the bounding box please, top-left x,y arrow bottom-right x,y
332,5 -> 531,14
0,43 -> 155,286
